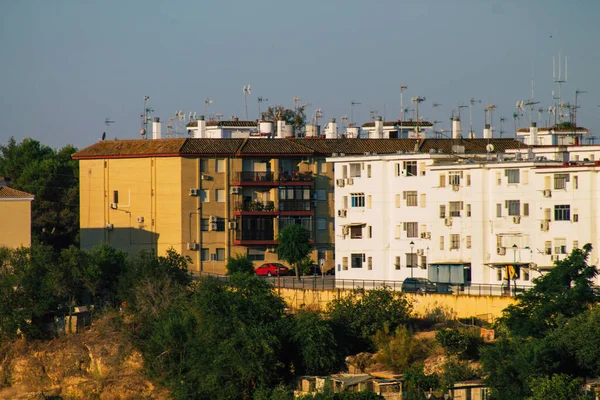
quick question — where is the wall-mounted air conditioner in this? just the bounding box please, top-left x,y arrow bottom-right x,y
336,179 -> 345,187
137,216 -> 144,223
230,187 -> 241,194
512,216 -> 521,224
209,215 -> 218,223
209,222 -> 218,231
106,223 -> 114,230
416,249 -> 424,256
444,218 -> 452,227
189,188 -> 199,196
337,209 -> 347,218
543,189 -> 552,198
228,221 -> 237,230
540,220 -> 549,232
187,242 -> 199,251
346,178 -> 354,185
497,247 -> 506,255
452,184 -> 459,191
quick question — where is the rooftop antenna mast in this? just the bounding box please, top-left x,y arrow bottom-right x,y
499,117 -> 506,138
204,98 -> 213,118
457,103 -> 468,122
524,79 -> 540,125
432,102 -> 442,138
369,108 -> 378,122
257,96 -> 268,119
412,96 -> 426,135
485,104 -> 497,136
242,85 -> 251,120
553,52 -> 568,123
341,115 -> 348,135
468,98 -> 481,137
104,117 -> 115,138
350,100 -> 361,126
140,96 -> 152,139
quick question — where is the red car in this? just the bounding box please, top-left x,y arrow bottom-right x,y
255,263 -> 290,277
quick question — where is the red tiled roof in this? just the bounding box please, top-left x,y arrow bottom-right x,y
0,187 -> 34,199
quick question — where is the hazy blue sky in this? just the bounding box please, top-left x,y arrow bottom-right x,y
1,0 -> 599,149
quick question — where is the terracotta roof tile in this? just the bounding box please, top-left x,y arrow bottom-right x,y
0,187 -> 34,199
237,139 -> 314,155
73,139 -> 187,158
179,139 -> 244,155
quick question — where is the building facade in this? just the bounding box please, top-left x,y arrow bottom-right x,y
0,186 -> 34,249
329,144 -> 600,290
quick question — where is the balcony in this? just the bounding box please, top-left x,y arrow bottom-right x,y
234,170 -> 314,186
234,201 -> 277,216
278,199 -> 314,215
234,216 -> 276,245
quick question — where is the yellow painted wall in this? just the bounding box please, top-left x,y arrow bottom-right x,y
279,288 -> 515,320
0,200 -> 32,248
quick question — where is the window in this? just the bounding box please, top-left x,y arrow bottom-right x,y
201,248 -> 210,261
554,238 -> 567,254
342,257 -> 348,270
404,191 -> 418,206
201,218 -> 209,231
367,195 -> 372,209
350,225 -> 363,239
523,203 -> 529,216
317,248 -> 327,261
395,256 -> 401,269
367,257 -> 372,270
573,175 -> 578,189
449,201 -> 462,217
439,174 -> 446,187
506,169 -> 520,184
466,174 -> 471,186
420,255 -> 427,269
247,247 -> 265,261
317,218 -> 327,231
523,170 -> 529,184
506,200 -> 520,216
523,269 -> 530,281
420,193 -> 426,208
216,217 -> 226,231
573,240 -> 579,249
544,241 -> 552,255
367,164 -> 371,178
367,226 -> 372,238
395,194 -> 401,208
466,236 -> 471,249
419,162 -> 426,176
215,248 -> 225,261
406,253 -> 417,268
554,174 -> 570,190
318,161 -> 326,174
395,225 -> 401,239
554,205 -> 570,221
215,158 -> 225,172
317,190 -> 326,201
404,222 -> 418,238
342,165 -> 348,179
450,234 -> 460,250
496,268 -> 502,281
440,236 -> 445,250
349,163 -> 361,177
343,196 -> 348,209
404,161 -> 417,176
496,203 -> 502,218
201,189 -> 209,202
215,189 -> 225,203
466,204 -> 472,217
449,171 -> 462,185
351,193 -> 365,207
200,159 -> 208,172
439,205 -> 446,219
351,253 -> 363,268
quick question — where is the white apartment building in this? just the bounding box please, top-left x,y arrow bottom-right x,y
328,145 -> 600,292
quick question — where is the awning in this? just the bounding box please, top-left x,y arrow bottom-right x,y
429,261 -> 470,265
485,262 -> 533,268
344,222 -> 366,227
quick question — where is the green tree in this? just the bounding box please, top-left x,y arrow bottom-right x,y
88,243 -> 128,307
527,374 -> 590,400
277,224 -> 313,280
261,105 -> 307,135
373,326 -> 421,373
435,328 -> 470,357
498,244 -> 597,338
227,253 -> 256,275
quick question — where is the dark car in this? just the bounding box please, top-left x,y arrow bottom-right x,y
402,277 -> 438,293
306,264 -> 322,275
325,268 -> 336,276
255,263 -> 290,277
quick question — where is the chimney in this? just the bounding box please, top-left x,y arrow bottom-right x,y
452,116 -> 462,139
374,116 -> 384,139
325,118 -> 337,139
529,122 -> 538,146
276,120 -> 286,139
483,124 -> 492,139
152,117 -> 162,139
194,115 -> 206,138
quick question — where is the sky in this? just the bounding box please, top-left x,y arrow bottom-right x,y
1,0 -> 599,149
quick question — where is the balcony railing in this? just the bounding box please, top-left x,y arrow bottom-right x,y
278,199 -> 313,212
235,170 -> 314,184
234,201 -> 276,212
278,170 -> 314,182
237,171 -> 276,183
235,231 -> 275,241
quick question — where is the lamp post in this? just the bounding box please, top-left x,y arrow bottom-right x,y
512,244 -> 518,295
410,241 -> 415,278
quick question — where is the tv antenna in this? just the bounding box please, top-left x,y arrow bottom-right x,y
242,85 -> 251,120
499,117 -> 506,138
553,53 -> 568,123
369,108 -> 378,121
104,117 -> 114,138
341,115 -> 348,134
350,100 -> 361,126
456,103 -> 467,121
257,96 -> 268,119
431,103 -> 442,137
140,96 -> 153,139
400,84 -> 408,119
313,108 -> 323,126
204,98 -> 213,117
468,98 -> 481,137
485,105 -> 497,135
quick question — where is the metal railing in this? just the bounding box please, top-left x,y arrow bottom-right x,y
234,201 -> 276,212
237,171 -> 276,183
278,199 -> 313,211
278,170 -> 314,182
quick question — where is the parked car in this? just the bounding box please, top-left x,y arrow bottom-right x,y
255,263 -> 290,277
325,268 -> 336,276
402,277 -> 438,293
306,264 -> 322,275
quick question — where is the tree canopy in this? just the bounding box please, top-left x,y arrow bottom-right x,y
277,224 -> 313,279
261,105 -> 307,135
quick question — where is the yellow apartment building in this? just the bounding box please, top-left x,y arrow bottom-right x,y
73,137 -> 525,274
0,186 -> 34,248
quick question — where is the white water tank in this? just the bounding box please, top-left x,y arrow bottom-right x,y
152,117 -> 162,140
347,126 -> 360,139
325,118 -> 337,139
305,124 -> 320,138
452,117 -> 462,139
284,124 -> 294,138
259,121 -> 274,137
483,124 -> 492,139
374,116 -> 384,139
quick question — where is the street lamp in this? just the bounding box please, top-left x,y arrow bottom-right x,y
410,241 -> 415,278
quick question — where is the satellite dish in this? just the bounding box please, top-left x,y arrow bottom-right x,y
486,144 -> 494,153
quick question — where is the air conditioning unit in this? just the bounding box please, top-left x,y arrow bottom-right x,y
228,221 -> 237,230
543,189 -> 552,198
336,179 -> 345,187
425,232 -> 431,240
137,216 -> 144,223
452,184 -> 460,191
346,178 -> 354,185
513,216 -> 521,224
337,209 -> 347,218
230,186 -> 241,194
540,219 -> 549,232
209,215 -> 218,223
416,249 -> 424,256
400,170 -> 407,176
106,223 -> 114,230
420,232 -> 427,239
110,203 -> 118,210
573,214 -> 579,222
201,174 -> 210,180
342,226 -> 350,235
209,222 -> 218,231
444,218 -> 452,227
497,247 -> 506,255
187,242 -> 199,251
189,188 -> 199,196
